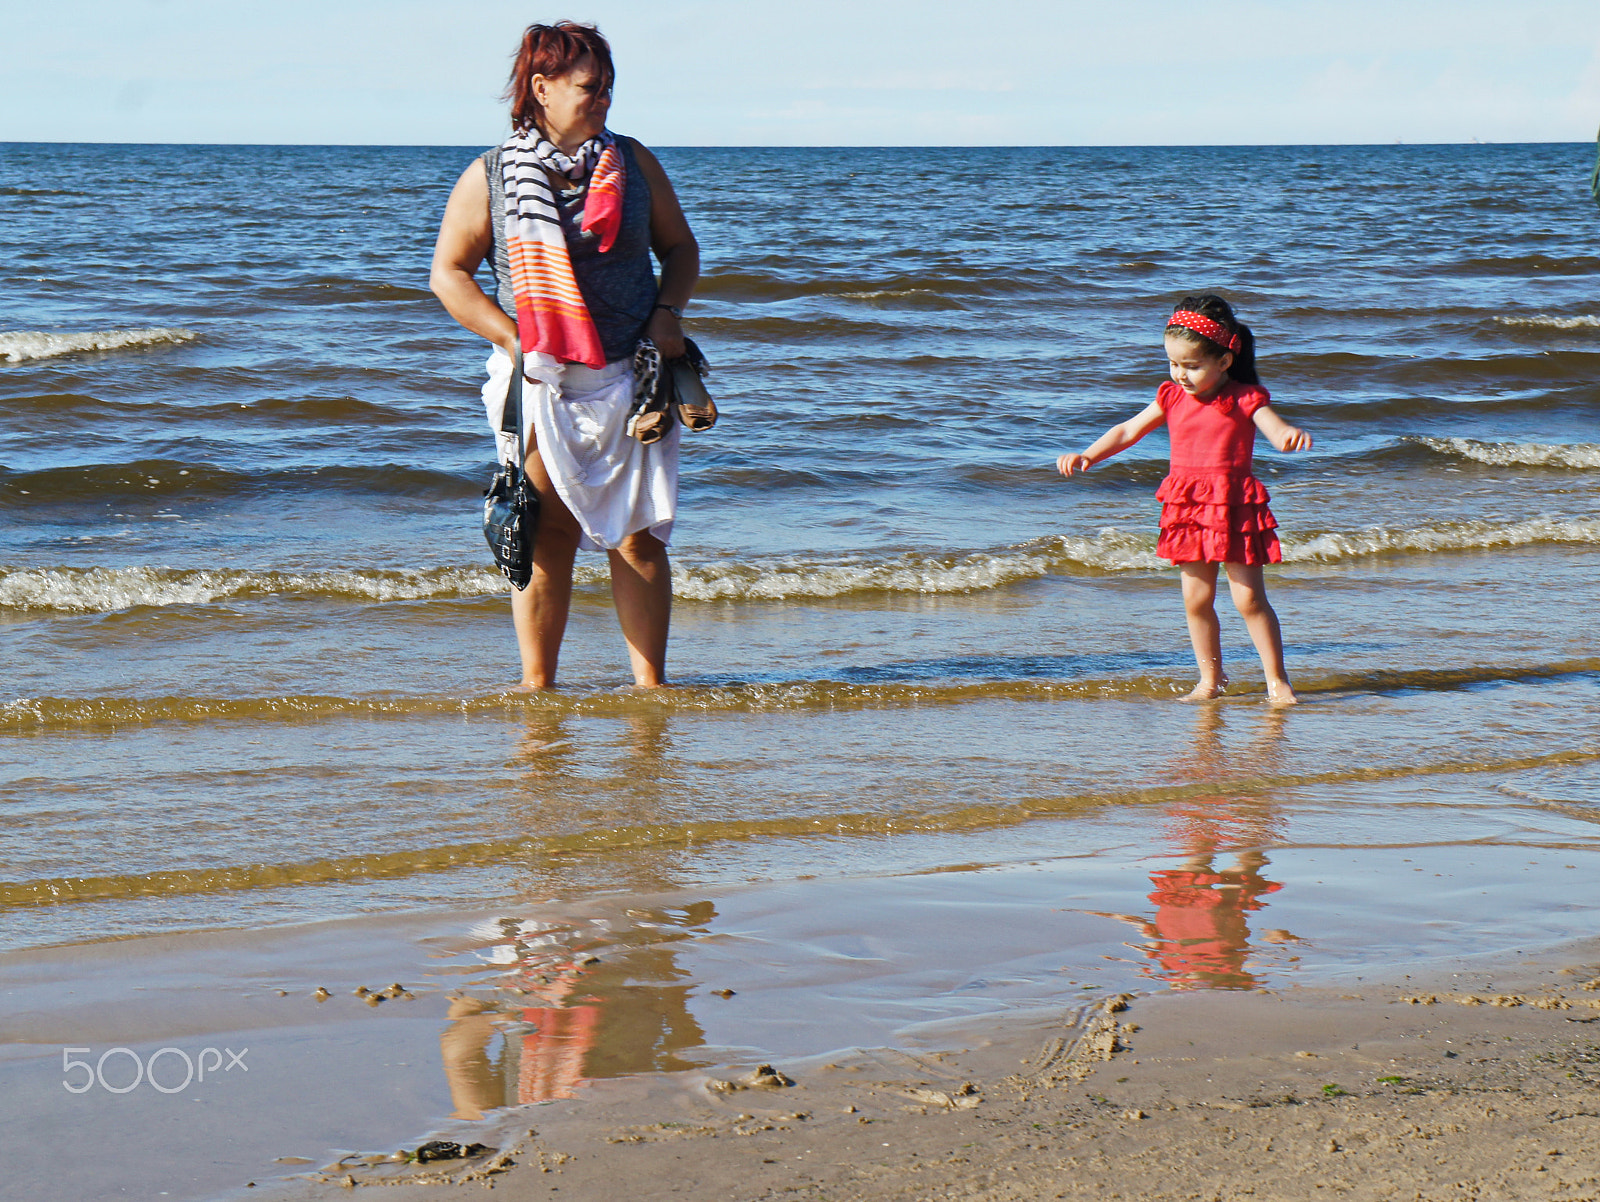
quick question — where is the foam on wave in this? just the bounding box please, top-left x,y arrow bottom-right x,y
1494,315 -> 1600,331
7,516 -> 1599,615
1411,436 -> 1600,469
0,328 -> 197,363
5,658 -> 1597,735
0,566 -> 508,613
1285,516 -> 1600,560
669,531 -> 1163,601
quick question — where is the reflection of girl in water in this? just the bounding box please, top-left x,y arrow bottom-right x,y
1138,839 -> 1281,991
1096,709 -> 1290,990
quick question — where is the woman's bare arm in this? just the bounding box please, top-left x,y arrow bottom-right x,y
429,162 -> 518,353
630,141 -> 699,358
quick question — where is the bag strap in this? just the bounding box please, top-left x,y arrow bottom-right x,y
501,347 -> 526,467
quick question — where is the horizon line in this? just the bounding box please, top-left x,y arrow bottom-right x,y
0,138 -> 1590,150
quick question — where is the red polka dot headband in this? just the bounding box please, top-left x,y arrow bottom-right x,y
1167,310 -> 1241,354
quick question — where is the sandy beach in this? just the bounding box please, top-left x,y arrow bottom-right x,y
254,941 -> 1600,1202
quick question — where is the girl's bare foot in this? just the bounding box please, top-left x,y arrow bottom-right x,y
511,680 -> 556,694
1181,676 -> 1228,701
1266,682 -> 1298,706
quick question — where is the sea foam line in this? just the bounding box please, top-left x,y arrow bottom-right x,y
0,327 -> 197,363
5,516 -> 1599,616
0,565 -> 508,613
5,657 -> 1598,734
1411,435 -> 1600,469
669,531 -> 1164,601
1285,516 -> 1600,561
1494,314 -> 1600,331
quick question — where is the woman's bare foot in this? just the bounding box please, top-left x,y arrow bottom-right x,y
1266,681 -> 1298,706
1181,676 -> 1228,701
511,679 -> 556,694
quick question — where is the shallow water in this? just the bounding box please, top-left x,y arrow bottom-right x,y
3,141 -> 1599,1197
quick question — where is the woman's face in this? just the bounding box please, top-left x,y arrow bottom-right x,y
532,53 -> 612,144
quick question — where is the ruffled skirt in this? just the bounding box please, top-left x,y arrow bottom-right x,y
1155,470 -> 1281,565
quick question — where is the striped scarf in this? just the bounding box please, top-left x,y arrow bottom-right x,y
500,129 -> 626,369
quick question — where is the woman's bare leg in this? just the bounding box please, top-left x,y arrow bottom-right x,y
510,448 -> 583,690
1224,562 -> 1296,705
607,531 -> 672,688
1179,562 -> 1227,700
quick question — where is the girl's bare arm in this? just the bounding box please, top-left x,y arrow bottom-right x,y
1252,404 -> 1312,452
1058,401 -> 1166,477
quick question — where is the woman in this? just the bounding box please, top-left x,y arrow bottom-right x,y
430,21 -> 699,690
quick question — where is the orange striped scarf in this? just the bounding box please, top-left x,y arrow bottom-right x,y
500,130 -> 626,369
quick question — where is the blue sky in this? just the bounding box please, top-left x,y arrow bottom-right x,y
6,0 -> 1598,146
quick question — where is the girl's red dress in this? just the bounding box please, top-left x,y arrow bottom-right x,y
1154,379 -> 1281,565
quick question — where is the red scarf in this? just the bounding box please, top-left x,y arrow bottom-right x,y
500,130 -> 626,368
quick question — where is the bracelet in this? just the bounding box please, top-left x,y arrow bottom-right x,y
653,303 -> 683,319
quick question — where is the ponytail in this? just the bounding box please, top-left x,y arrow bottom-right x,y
1167,293 -> 1260,387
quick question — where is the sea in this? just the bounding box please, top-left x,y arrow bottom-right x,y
3,141 -> 1600,1200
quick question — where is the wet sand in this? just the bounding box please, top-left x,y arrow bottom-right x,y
267,941 -> 1600,1202
14,855 -> 1600,1202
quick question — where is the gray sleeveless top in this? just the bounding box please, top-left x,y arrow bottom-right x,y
482,136 -> 658,364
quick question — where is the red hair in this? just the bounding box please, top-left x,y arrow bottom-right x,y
505,22 -> 615,133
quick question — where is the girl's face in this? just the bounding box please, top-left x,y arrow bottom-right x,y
1165,334 -> 1233,400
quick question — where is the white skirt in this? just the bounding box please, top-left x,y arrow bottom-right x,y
482,348 -> 678,552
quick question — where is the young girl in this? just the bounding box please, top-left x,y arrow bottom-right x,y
1058,294 -> 1312,705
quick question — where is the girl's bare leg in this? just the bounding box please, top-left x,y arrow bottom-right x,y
1179,562 -> 1228,699
1224,562 -> 1296,705
510,448 -> 583,690
607,531 -> 672,688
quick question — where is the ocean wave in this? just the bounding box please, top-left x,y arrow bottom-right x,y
4,659 -> 1597,738
0,565 -> 509,614
1286,516 -> 1600,560
1494,315 -> 1600,330
694,269 -> 1046,303
1307,388 -> 1600,422
12,741 -> 1600,909
0,537 -> 1157,614
0,328 -> 197,363
7,515 -> 1600,615
255,277 -> 435,305
1,459 -> 476,503
1279,347 -> 1600,390
1410,436 -> 1600,469
670,533 -> 1162,600
1446,254 -> 1600,278
0,391 -> 433,428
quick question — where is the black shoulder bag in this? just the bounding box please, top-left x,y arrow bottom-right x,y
482,349 -> 539,590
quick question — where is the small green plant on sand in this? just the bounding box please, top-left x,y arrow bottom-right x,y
1377,1075 -> 1404,1084
1322,1083 -> 1346,1097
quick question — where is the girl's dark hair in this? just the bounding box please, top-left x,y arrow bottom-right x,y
505,21 -> 614,133
1166,293 -> 1260,387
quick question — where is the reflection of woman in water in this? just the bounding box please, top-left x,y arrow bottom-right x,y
439,917 -> 705,1117
439,698 -> 702,1119
1097,708 -> 1290,990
